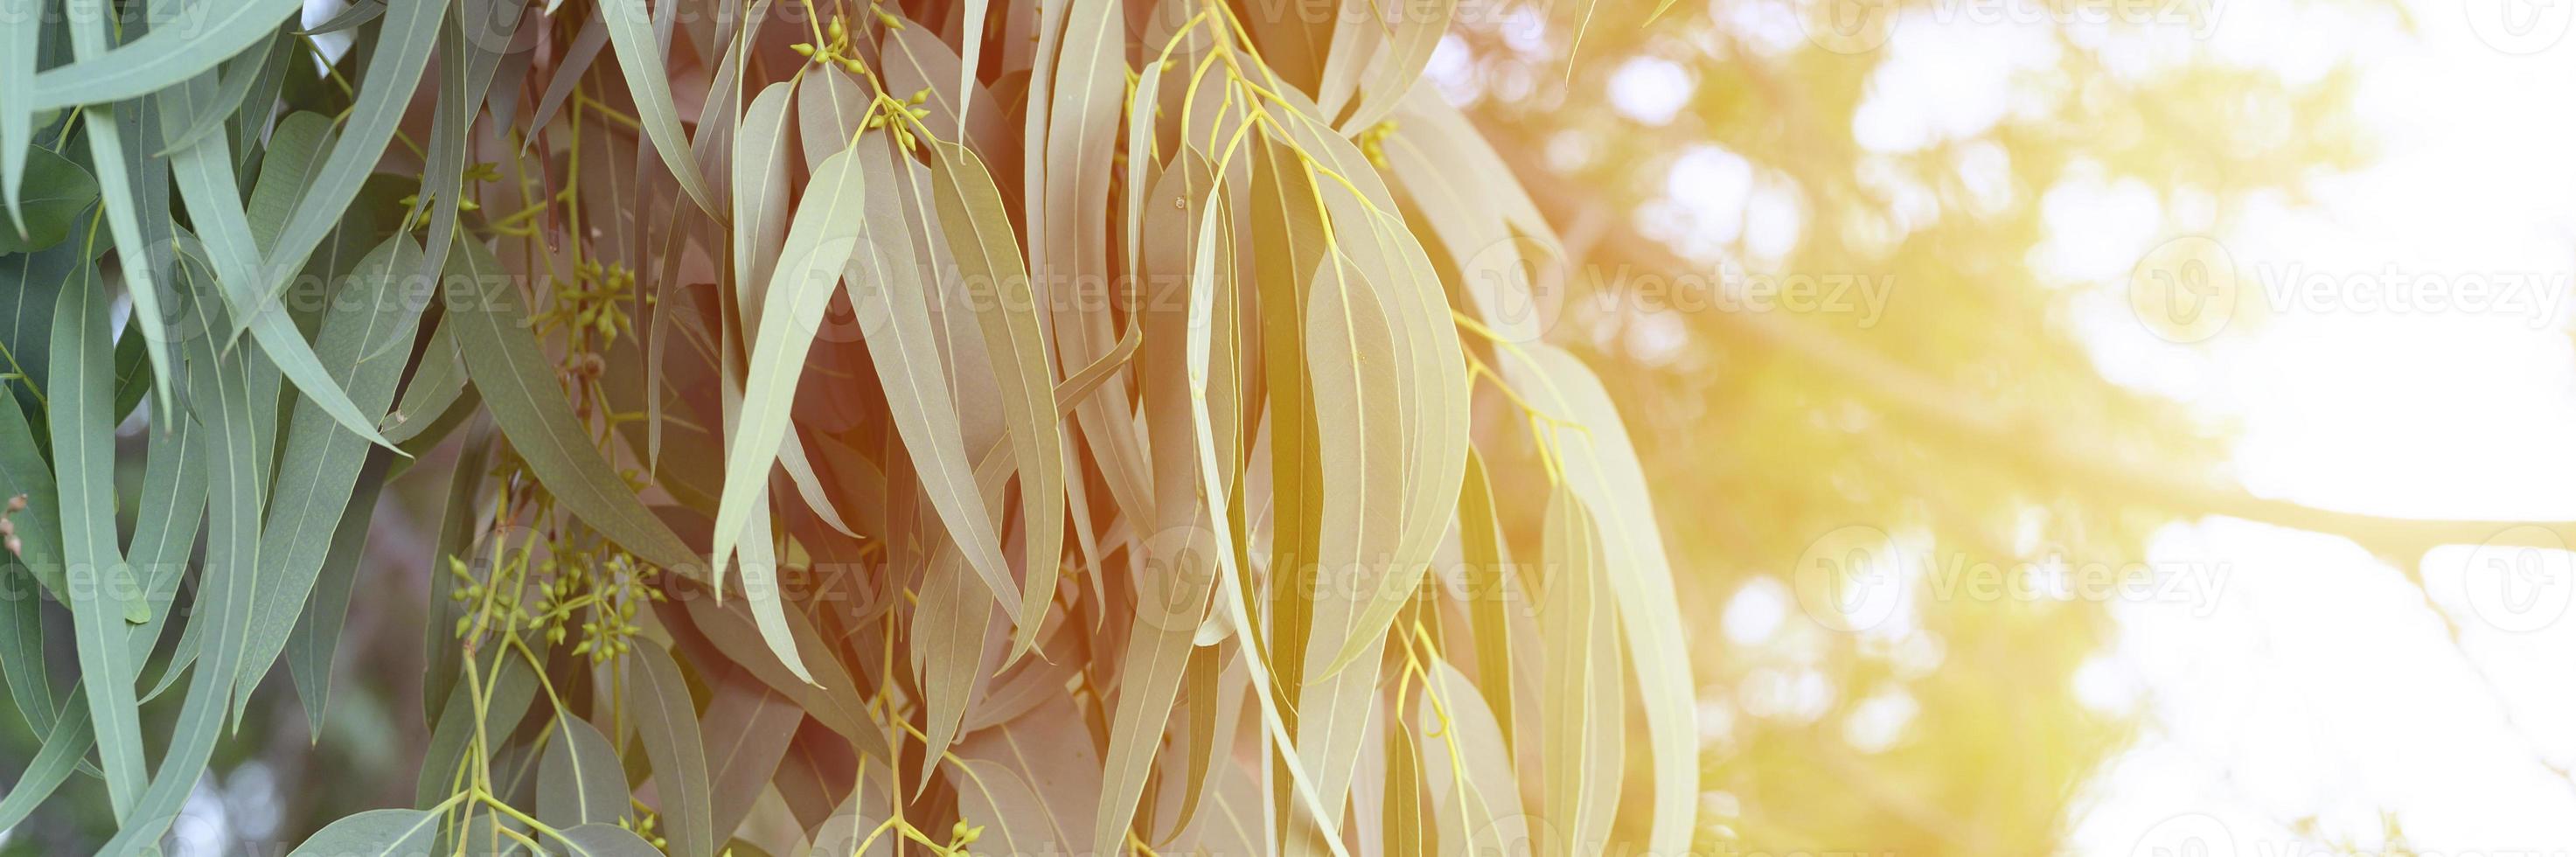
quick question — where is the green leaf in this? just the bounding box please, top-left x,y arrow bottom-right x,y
1538,486 -> 1623,857
1500,344 -> 1698,856
678,596 -> 889,763
152,27 -> 284,157
710,140 -> 869,684
597,0 -> 718,218
157,73 -> 402,452
287,450 -> 387,731
94,255 -> 276,854
1458,447 -> 1517,753
62,3 -> 178,416
539,714 -> 629,830
627,643 -> 716,857
287,808 -> 442,857
383,317 -> 470,444
233,236 -> 430,718
0,148 -> 97,255
254,0 -> 447,341
846,134 -> 1020,614
421,415 -> 495,732
1093,156 -> 1226,857
441,237 -> 699,574
0,0 -> 41,240
33,0 -> 303,110
924,139 -> 1066,665
730,80 -> 797,334
703,670 -> 802,839
1039,0 -> 1153,543
524,10 -> 609,145
909,443 -> 1002,787
46,263 -> 148,815
0,686 -> 87,832
953,694 -> 1101,851
122,394 -> 207,663
556,823 -> 667,857
1411,656 -> 1527,856
409,0 -> 515,316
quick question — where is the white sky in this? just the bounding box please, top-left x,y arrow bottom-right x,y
2007,0 -> 2576,853
1609,0 -> 2576,852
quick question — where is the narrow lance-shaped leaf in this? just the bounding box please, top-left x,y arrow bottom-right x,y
31,0 -> 303,109
1093,157 -> 1225,857
845,134 -> 1021,612
286,451 -> 386,730
1182,192 -> 1354,857
230,236 -> 431,719
252,0 -> 449,343
152,27 -> 283,157
0,147 -> 98,255
62,0 -> 178,415
0,688 -> 90,832
156,70 -> 403,451
627,644 -> 716,857
0,0 -> 40,239
710,142 -> 876,683
94,257 -> 275,855
1537,486 -> 1623,857
703,672 -> 803,838
598,0 -> 720,218
47,260 -> 150,817
925,139 -> 1065,664
1502,344 -> 1698,856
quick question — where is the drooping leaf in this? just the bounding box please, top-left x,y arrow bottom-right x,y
923,139 -> 1065,664
254,0 -> 449,334
46,261 -> 148,815
32,0 -> 303,109
711,140 -> 872,682
703,668 -> 804,839
844,134 -> 1020,611
597,0 -> 719,217
627,643 -> 717,857
157,71 -> 400,451
233,236 -> 433,718
63,0 -> 178,414
287,451 -> 387,730
0,688 -> 88,832
1537,486 -> 1622,857
1500,345 -> 1697,855
93,256 -> 276,854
